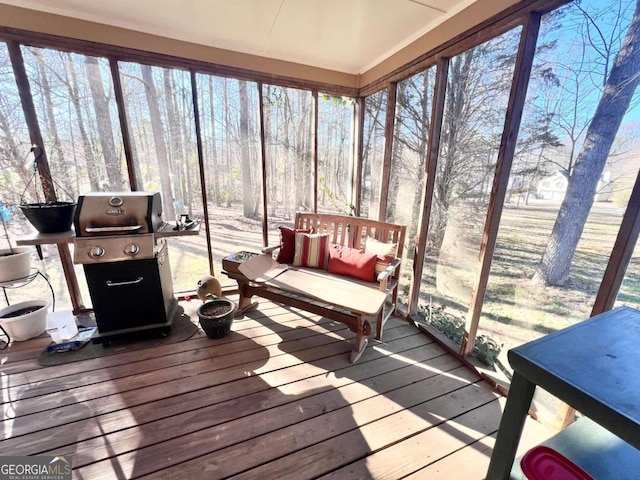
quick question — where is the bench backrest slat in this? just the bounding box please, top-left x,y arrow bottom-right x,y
295,212 -> 406,259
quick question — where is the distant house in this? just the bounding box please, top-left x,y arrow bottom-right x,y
536,171 -> 613,202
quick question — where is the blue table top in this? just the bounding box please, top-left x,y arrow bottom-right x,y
508,306 -> 640,449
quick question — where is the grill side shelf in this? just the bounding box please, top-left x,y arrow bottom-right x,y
15,221 -> 200,245
16,230 -> 75,246
155,221 -> 200,238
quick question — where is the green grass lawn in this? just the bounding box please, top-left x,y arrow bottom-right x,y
414,199 -> 640,359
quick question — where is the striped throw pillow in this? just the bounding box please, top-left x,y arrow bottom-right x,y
293,233 -> 330,269
276,226 -> 313,263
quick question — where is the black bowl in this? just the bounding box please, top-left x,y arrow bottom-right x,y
20,202 -> 76,234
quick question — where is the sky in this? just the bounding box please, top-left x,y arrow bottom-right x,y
541,0 -> 640,122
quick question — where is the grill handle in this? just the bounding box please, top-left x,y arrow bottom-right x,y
86,225 -> 143,233
106,277 -> 144,287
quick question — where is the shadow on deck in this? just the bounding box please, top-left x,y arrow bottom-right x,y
0,297 -> 552,479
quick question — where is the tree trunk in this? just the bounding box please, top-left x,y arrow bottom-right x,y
34,50 -> 70,194
163,69 -> 185,208
304,93 -> 313,211
411,74 -> 431,242
222,78 -> 232,208
265,86 -> 277,218
287,91 -> 302,217
239,80 -> 254,218
386,142 -> 401,221
84,56 -> 122,190
141,64 -> 174,216
431,51 -> 472,254
208,77 -> 221,206
533,0 -> 640,286
63,53 -> 100,191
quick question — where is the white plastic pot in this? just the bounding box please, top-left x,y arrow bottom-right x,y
0,299 -> 50,341
0,247 -> 33,283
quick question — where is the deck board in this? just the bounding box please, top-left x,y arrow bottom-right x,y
0,297 -> 552,479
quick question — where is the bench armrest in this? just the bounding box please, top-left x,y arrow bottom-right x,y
376,258 -> 401,283
262,245 -> 280,256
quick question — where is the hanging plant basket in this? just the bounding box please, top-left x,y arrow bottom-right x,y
19,148 -> 76,234
20,201 -> 76,234
197,297 -> 236,339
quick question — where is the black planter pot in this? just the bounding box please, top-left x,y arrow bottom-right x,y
197,297 -> 237,339
20,202 -> 76,233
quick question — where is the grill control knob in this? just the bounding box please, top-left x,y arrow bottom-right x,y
124,243 -> 140,256
90,246 -> 105,258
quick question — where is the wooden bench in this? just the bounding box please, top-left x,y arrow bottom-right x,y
228,267 -> 387,362
256,212 -> 406,346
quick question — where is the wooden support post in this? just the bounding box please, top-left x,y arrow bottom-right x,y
258,82 -> 269,247
312,91 -> 319,213
377,82 -> 397,222
7,41 -> 56,201
591,167 -> 640,316
462,13 -> 542,357
408,58 -> 448,316
190,70 -> 214,275
7,40 -> 85,312
352,97 -> 365,216
110,59 -> 138,191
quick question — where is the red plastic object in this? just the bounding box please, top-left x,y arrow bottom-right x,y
521,446 -> 594,480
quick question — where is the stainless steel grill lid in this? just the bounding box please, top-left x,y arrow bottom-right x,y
73,191 -> 164,237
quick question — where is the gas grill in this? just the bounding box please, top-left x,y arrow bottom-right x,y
73,192 -> 177,343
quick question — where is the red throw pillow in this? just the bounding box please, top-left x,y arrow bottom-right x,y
293,233 -> 330,269
327,244 -> 377,282
277,226 -> 313,263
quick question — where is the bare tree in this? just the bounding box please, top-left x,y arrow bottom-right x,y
239,80 -> 256,218
361,90 -> 387,218
32,49 -> 71,196
162,69 -> 186,208
534,0 -> 640,286
389,69 -> 433,241
206,76 -> 221,206
140,64 -> 174,215
84,56 -> 122,189
58,53 -> 100,191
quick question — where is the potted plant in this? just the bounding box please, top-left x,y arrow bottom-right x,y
0,202 -> 33,283
197,294 -> 236,339
0,299 -> 50,341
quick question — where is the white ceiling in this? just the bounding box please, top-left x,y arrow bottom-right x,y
1,0 -> 477,74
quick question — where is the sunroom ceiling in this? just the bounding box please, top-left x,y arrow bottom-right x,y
0,0 -> 477,74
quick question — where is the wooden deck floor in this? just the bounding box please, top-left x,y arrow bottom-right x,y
1,298 -> 552,479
